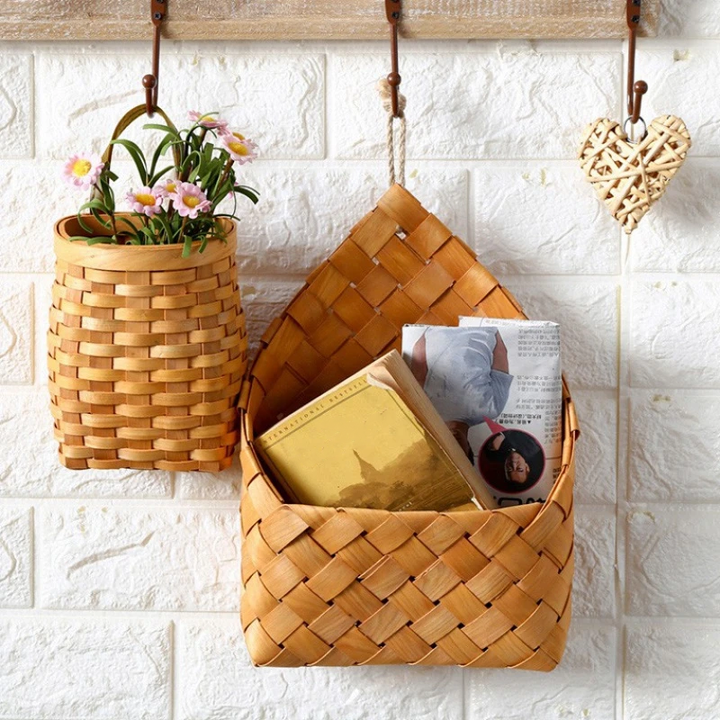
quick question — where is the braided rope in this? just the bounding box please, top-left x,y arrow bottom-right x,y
377,78 -> 407,187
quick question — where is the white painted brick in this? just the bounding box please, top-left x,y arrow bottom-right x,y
630,280 -> 720,388
502,279 -> 619,390
629,392 -> 720,502
0,618 -> 170,720
0,53 -> 32,158
0,392 -> 172,498
332,50 -> 620,160
659,1 -> 720,37
574,508 -> 616,619
177,459 -> 242,500
0,278 -> 32,384
466,622 -> 616,719
639,43 -> 720,156
630,160 -> 720,272
626,509 -> 720,616
0,506 -> 32,608
625,621 -> 720,720
241,277 -> 302,351
0,161 -> 100,273
572,392 -> 617,504
473,163 -> 620,275
177,618 -> 464,720
37,52 -> 324,161
39,506 -> 240,611
234,167 -> 468,274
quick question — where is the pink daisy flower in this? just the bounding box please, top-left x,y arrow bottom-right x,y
153,177 -> 179,198
127,186 -> 163,217
63,152 -> 104,190
171,182 -> 211,219
187,111 -> 229,131
220,133 -> 258,164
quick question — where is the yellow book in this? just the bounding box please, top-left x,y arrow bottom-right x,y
256,350 -> 495,511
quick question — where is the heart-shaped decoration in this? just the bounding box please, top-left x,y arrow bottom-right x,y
578,115 -> 691,234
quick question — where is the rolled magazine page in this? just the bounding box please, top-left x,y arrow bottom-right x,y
401,318 -> 562,507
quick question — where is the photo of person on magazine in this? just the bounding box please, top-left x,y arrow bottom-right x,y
408,326 -> 513,463
479,429 -> 545,494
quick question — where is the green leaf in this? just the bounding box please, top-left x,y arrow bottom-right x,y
138,225 -> 158,244
85,235 -> 117,246
142,123 -> 182,141
148,164 -> 174,188
155,212 -> 174,245
115,216 -> 139,235
234,185 -> 260,204
110,138 -> 148,184
148,132 -> 177,178
182,234 -> 193,257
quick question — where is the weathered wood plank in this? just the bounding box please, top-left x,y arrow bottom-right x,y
0,0 -> 659,41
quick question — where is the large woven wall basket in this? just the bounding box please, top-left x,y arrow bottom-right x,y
48,215 -> 247,472
239,184 -> 580,669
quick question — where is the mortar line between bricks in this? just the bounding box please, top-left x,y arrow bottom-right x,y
170,620 -> 177,720
3,498 -> 242,509
615,55 -> 631,712
29,506 -> 36,610
324,51 -> 333,160
0,609 -> 242,620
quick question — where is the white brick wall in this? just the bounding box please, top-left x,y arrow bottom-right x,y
1,3 -> 719,713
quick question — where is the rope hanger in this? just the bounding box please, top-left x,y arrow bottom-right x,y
378,0 -> 407,188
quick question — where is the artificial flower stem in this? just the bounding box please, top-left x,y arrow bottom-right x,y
215,158 -> 234,197
177,215 -> 188,245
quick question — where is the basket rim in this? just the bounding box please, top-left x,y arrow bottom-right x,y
54,214 -> 237,270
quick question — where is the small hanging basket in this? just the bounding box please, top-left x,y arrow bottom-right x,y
238,184 -> 579,669
48,106 -> 248,472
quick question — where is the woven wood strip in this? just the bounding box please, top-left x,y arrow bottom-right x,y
239,184 -> 580,669
48,215 -> 247,472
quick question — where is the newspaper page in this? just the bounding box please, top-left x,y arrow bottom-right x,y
401,318 -> 562,508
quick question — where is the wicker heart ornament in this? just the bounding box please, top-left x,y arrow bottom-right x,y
578,115 -> 691,234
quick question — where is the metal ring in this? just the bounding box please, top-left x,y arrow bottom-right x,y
623,116 -> 647,144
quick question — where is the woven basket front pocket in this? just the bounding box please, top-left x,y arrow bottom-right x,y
239,184 -> 579,669
48,215 -> 247,472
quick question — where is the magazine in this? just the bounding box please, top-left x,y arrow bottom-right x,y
401,318 -> 562,507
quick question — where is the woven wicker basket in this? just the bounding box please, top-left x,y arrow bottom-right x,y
48,213 -> 247,472
239,184 -> 579,669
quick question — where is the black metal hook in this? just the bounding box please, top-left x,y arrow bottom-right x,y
626,0 -> 648,124
385,0 -> 402,118
143,0 -> 166,117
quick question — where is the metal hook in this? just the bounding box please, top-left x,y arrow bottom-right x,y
143,0 -> 166,117
385,0 -> 402,118
626,0 -> 648,125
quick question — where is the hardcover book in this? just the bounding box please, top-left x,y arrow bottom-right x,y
255,350 -> 494,511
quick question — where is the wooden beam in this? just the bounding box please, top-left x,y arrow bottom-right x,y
0,1 -> 659,41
